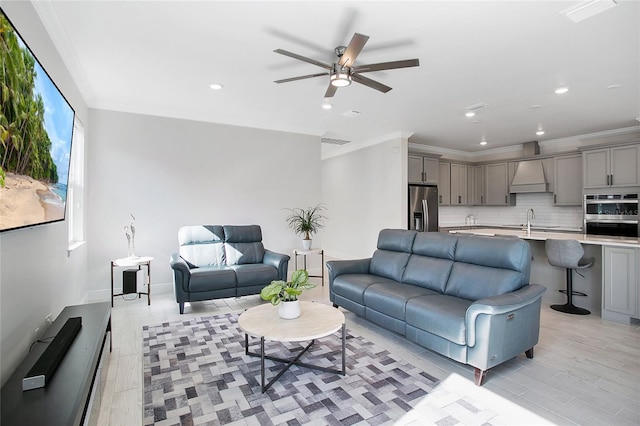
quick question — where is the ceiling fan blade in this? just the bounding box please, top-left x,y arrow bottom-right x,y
324,84 -> 338,98
274,72 -> 327,84
353,59 -> 420,73
339,33 -> 369,67
274,49 -> 332,70
351,73 -> 392,93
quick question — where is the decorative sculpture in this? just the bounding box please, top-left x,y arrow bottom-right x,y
124,213 -> 136,258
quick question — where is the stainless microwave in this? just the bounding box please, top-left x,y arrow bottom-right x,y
584,193 -> 639,237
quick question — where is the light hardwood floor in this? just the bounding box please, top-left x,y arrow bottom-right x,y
97,280 -> 640,425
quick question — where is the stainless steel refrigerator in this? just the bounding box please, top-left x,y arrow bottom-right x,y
408,184 -> 439,232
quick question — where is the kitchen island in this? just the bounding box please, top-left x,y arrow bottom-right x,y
448,227 -> 639,324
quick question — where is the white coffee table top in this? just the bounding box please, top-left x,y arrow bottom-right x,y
238,301 -> 345,342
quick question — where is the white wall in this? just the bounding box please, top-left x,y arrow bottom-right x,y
0,1 -> 89,385
321,134 -> 408,259
85,109 -> 321,300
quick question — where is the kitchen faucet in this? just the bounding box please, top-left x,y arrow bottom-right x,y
526,208 -> 535,234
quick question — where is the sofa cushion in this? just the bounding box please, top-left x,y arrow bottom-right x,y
370,250 -> 412,282
231,264 -> 278,287
377,229 -> 416,252
178,225 -> 226,267
332,274 -> 397,305
223,225 -> 262,243
364,283 -> 438,320
224,225 -> 265,265
454,235 -> 530,273
445,263 -> 525,301
402,255 -> 453,293
445,235 -> 531,300
405,295 -> 474,345
188,266 -> 236,292
411,232 -> 457,260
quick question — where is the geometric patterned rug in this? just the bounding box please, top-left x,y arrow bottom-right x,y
142,312 -> 440,425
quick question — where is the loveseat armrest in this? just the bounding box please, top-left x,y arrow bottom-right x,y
170,253 -> 191,293
263,249 -> 290,281
326,258 -> 371,286
465,284 -> 546,348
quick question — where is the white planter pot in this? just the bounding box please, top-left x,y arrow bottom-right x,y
302,239 -> 312,250
278,300 -> 301,319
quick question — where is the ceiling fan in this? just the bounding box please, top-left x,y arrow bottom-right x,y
274,33 -> 419,98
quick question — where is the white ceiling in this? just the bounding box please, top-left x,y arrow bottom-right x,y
32,0 -> 640,152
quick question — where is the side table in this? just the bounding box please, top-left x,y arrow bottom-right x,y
110,256 -> 153,307
293,248 -> 324,286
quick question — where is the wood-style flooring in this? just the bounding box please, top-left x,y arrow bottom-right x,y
97,279 -> 640,425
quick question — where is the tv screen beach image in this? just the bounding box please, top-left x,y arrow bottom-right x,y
0,10 -> 75,232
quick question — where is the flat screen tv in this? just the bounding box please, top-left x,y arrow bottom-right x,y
0,7 -> 75,233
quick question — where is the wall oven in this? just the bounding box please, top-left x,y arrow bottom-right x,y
584,193 -> 639,237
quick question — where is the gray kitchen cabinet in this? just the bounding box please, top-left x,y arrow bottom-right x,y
438,161 -> 451,205
602,246 -> 637,324
583,144 -> 640,188
468,165 -> 485,205
450,163 -> 468,205
409,155 -> 439,184
485,162 -> 516,206
554,154 -> 582,206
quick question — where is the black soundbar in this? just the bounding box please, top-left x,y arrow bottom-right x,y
23,317 -> 82,391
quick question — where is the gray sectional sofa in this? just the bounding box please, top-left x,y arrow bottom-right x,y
170,225 -> 290,314
327,229 -> 546,385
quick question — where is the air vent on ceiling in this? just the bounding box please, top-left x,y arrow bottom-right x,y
321,137 -> 351,145
464,103 -> 489,112
342,110 -> 361,118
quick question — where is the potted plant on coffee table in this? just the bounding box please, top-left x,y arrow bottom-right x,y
285,203 -> 327,250
260,269 -> 316,319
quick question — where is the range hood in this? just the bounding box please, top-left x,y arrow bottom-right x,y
509,142 -> 549,193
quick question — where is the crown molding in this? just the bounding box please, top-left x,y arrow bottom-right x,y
408,142 -> 522,159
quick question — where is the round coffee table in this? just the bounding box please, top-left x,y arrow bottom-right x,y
238,301 -> 346,392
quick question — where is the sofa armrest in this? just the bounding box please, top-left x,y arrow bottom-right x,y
170,253 -> 191,294
465,284 -> 546,347
263,249 -> 290,281
326,258 -> 371,285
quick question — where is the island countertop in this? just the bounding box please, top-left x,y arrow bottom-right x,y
448,227 -> 640,249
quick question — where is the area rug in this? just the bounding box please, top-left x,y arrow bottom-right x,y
142,312 -> 440,425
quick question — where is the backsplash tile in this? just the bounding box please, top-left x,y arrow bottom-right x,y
439,193 -> 583,229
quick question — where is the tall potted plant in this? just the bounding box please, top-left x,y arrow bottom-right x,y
260,269 -> 316,319
285,203 -> 327,250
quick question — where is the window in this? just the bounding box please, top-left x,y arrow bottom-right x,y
68,117 -> 85,251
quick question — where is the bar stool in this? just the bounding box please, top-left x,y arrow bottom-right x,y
545,239 -> 593,315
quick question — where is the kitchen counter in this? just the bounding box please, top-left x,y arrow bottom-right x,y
448,227 -> 640,248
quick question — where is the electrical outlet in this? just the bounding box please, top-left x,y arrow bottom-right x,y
45,313 -> 53,324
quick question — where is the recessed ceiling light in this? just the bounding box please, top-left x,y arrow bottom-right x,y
465,111 -> 475,118
606,84 -> 621,89
530,104 -> 542,109
322,103 -> 332,110
209,83 -> 223,90
536,130 -> 545,136
555,87 -> 569,94
480,140 -> 488,146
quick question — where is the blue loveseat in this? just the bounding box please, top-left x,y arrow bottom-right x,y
327,229 -> 546,385
170,225 -> 289,314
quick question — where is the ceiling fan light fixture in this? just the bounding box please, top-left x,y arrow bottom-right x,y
330,72 -> 351,87
330,64 -> 352,87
